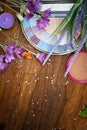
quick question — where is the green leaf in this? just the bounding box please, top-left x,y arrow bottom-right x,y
79,107 -> 87,117
50,0 -> 84,36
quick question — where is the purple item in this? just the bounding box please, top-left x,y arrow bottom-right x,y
0,13 -> 15,29
36,52 -> 46,63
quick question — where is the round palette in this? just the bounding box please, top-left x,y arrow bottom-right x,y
66,51 -> 87,83
21,16 -> 77,55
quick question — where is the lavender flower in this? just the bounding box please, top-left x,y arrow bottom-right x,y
27,0 -> 42,13
37,17 -> 50,29
37,9 -> 51,29
14,47 -> 24,59
26,0 -> 42,19
0,55 -> 8,71
5,44 -> 16,63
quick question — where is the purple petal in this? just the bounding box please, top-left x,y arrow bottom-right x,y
0,55 -> 8,71
25,12 -> 34,19
5,43 -> 16,55
14,47 -> 24,59
27,0 -> 42,12
5,54 -> 15,63
43,9 -> 51,17
37,17 -> 50,29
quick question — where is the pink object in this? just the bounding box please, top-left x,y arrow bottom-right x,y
66,51 -> 87,83
0,13 -> 14,29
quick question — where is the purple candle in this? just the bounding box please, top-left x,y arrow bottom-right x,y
0,13 -> 15,29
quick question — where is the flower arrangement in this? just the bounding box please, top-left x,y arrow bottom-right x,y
0,43 -> 46,71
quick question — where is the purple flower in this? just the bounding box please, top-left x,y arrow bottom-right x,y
27,0 -> 42,13
25,12 -> 34,19
5,43 -> 16,63
0,55 -> 8,71
5,43 -> 16,55
43,9 -> 51,18
26,0 -> 42,19
5,54 -> 15,63
37,17 -> 50,29
14,47 -> 24,59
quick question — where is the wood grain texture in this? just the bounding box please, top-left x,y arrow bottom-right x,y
0,1 -> 87,130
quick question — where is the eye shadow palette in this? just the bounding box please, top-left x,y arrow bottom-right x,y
21,2 -> 76,55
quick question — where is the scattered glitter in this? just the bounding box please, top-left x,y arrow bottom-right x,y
53,74 -> 55,77
31,99 -> 33,102
36,102 -> 39,104
45,76 -> 49,79
34,73 -> 37,76
47,62 -> 51,65
12,114 -> 15,117
45,99 -> 48,102
28,91 -> 31,94
34,69 -> 36,72
58,93 -> 62,97
37,77 -> 40,80
34,79 -> 37,82
32,114 -> 35,117
6,80 -> 10,83
31,110 -> 34,113
48,59 -> 51,61
65,80 -> 69,85
29,71 -> 32,74
32,102 -> 34,105
25,80 -> 28,83
51,80 -> 54,84
21,94 -> 23,97
74,117 -> 77,121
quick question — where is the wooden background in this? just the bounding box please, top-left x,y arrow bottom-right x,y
0,1 -> 87,130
